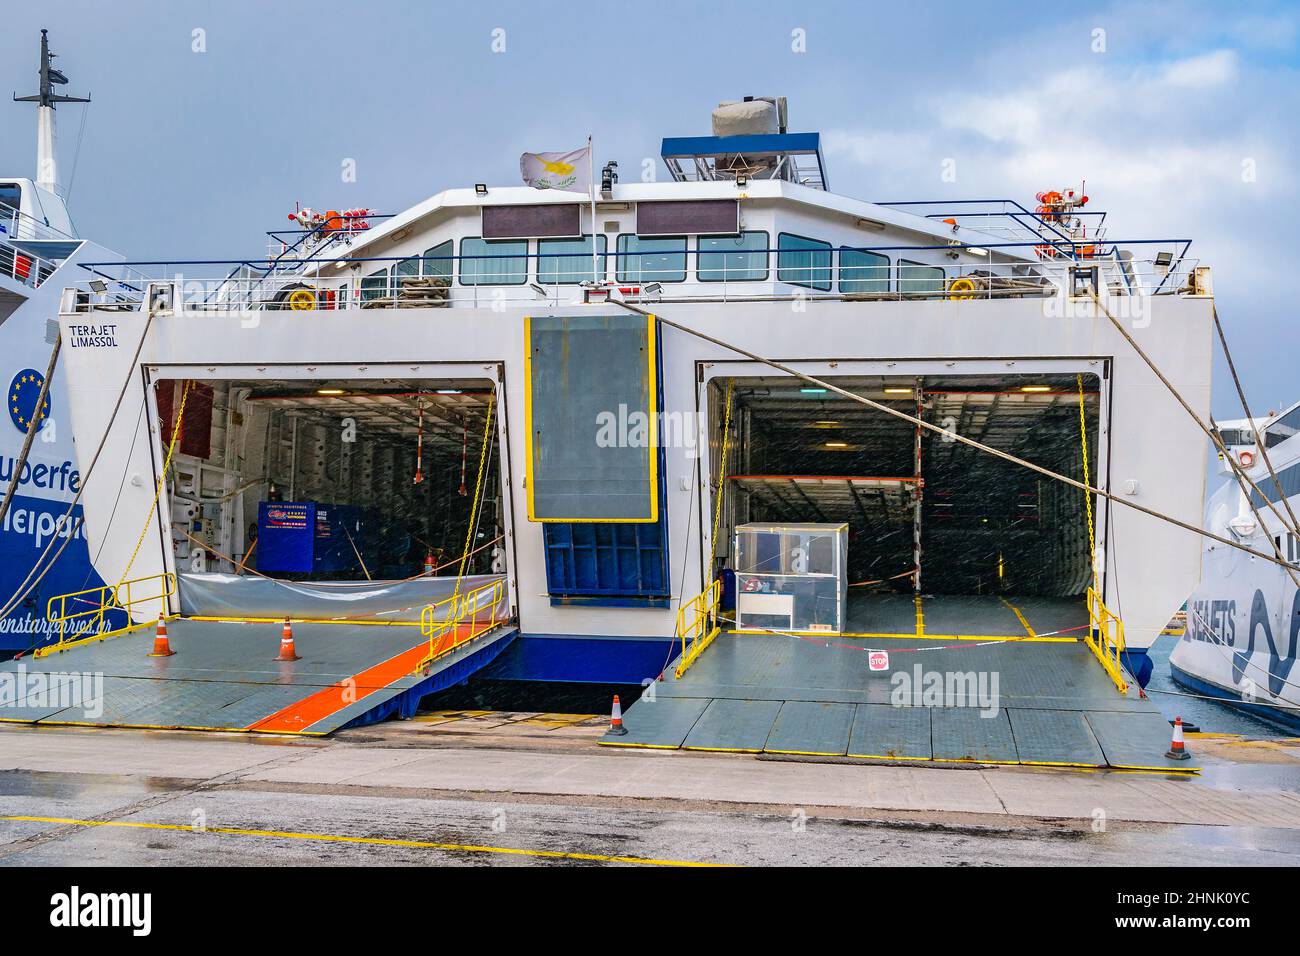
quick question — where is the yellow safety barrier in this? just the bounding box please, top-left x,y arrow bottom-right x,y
417,579 -> 505,669
39,572 -> 177,658
674,579 -> 721,679
1085,586 -> 1128,694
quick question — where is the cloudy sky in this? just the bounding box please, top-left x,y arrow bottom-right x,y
2,0 -> 1295,415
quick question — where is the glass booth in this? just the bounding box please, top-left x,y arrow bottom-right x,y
733,522 -> 848,633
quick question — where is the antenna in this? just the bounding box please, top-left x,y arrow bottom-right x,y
13,30 -> 90,193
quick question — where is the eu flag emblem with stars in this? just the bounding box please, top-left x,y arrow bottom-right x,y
9,368 -> 51,434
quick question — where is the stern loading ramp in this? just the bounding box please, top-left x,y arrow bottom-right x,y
0,374 -> 518,735
0,575 -> 515,736
603,593 -> 1192,770
604,371 -> 1196,770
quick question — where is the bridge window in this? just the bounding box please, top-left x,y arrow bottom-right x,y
777,233 -> 832,291
0,183 -> 19,212
839,248 -> 890,294
1216,427 -> 1255,447
537,234 -> 608,284
698,231 -> 768,282
899,260 -> 945,295
1250,460 -> 1300,509
1263,405 -> 1300,449
422,240 -> 453,279
616,235 -> 687,283
459,238 -> 528,285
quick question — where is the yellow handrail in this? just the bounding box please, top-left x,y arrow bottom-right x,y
1085,586 -> 1128,694
674,579 -> 721,679
39,571 -> 176,658
417,579 -> 505,669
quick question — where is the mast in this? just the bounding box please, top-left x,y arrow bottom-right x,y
13,29 -> 91,194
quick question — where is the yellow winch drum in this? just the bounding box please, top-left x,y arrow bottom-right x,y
945,276 -> 981,300
286,288 -> 317,310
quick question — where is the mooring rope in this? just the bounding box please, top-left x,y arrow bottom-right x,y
608,300 -> 1299,573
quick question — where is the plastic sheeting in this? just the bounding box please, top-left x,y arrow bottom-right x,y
177,572 -> 506,623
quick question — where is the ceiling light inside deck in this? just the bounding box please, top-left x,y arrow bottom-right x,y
1020,385 -> 1051,392
317,388 -> 345,396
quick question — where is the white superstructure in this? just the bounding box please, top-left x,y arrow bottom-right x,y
50,100 -> 1217,688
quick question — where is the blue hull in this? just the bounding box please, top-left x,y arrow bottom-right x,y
481,633 -> 677,685
1170,661 -> 1300,734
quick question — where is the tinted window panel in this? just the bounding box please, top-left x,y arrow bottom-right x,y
616,235 -> 687,283
777,233 -> 831,291
899,260 -> 945,295
698,232 -> 768,282
460,238 -> 528,285
537,234 -> 608,284
839,249 -> 890,293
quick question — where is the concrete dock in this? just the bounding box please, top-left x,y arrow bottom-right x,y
2,719 -> 1298,866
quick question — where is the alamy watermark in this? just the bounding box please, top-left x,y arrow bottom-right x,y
890,664 -> 1000,717
0,664 -> 104,718
595,404 -> 701,458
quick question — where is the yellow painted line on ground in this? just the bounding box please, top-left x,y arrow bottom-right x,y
597,740 -> 682,750
0,815 -> 725,868
998,597 -> 1038,639
728,628 -> 1073,642
914,595 -> 925,637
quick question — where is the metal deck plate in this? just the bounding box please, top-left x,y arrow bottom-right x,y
0,618 -> 516,734
931,707 -> 1018,763
1086,711 -> 1197,770
842,592 -> 918,634
920,594 -> 1023,636
847,704 -> 932,760
764,701 -> 856,755
1008,708 -> 1107,766
614,594 -> 1186,769
601,696 -> 711,748
682,698 -> 783,752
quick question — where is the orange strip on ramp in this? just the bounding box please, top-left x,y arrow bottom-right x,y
247,621 -> 498,734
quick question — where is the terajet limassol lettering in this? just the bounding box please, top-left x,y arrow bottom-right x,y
66,323 -> 118,347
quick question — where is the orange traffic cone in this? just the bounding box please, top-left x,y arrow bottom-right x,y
1166,715 -> 1190,760
147,615 -> 175,657
276,617 -> 300,661
608,694 -> 628,736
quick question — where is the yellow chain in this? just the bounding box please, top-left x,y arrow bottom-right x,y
429,395 -> 495,662
709,380 -> 734,569
117,380 -> 192,594
1076,374 -> 1100,594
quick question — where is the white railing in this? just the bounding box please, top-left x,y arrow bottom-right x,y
0,205 -> 77,244
0,241 -> 60,290
62,247 -> 1200,315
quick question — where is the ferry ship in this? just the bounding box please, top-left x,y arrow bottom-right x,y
2,94 -> 1225,762
0,31 -> 120,655
1171,404 -> 1300,730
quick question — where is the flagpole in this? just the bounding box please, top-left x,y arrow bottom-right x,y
588,134 -> 598,285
